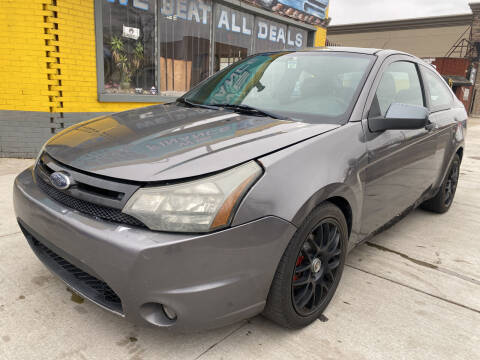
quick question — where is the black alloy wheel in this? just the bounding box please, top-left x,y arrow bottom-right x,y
292,220 -> 342,316
263,202 -> 348,329
444,158 -> 460,207
421,153 -> 461,214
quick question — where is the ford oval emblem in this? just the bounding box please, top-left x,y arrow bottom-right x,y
49,172 -> 71,190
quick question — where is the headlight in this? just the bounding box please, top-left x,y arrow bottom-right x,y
122,161 -> 262,233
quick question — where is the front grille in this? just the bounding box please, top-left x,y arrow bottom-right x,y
21,225 -> 123,315
36,173 -> 146,228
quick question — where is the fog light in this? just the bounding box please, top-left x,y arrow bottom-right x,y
163,305 -> 177,320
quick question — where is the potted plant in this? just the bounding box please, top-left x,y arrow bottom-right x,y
110,36 -> 144,90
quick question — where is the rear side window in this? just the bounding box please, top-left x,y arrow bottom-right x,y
370,61 -> 424,118
422,67 -> 453,111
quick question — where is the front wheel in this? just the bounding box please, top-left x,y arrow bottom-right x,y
263,202 -> 348,329
421,154 -> 460,213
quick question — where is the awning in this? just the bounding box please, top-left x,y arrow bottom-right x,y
442,75 -> 472,87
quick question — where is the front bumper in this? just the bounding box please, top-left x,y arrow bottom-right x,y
13,168 -> 297,331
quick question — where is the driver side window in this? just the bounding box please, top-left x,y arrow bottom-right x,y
370,61 -> 424,118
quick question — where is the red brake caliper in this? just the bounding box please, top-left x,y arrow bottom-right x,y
293,255 -> 304,281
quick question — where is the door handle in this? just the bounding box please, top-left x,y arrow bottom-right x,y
425,121 -> 436,131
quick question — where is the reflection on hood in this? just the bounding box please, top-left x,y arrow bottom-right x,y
48,104 -> 287,169
44,103 -> 340,181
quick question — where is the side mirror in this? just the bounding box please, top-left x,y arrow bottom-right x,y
368,103 -> 429,132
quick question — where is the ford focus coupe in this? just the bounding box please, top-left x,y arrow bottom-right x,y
14,48 -> 466,331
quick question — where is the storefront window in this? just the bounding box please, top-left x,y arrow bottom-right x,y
97,0 -> 313,101
102,0 -> 157,96
159,0 -> 212,96
213,4 -> 254,72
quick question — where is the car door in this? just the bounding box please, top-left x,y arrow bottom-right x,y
360,57 -> 437,237
420,65 -> 458,186
394,61 -> 441,207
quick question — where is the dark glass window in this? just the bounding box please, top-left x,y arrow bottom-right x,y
370,61 -> 424,118
102,0 -> 157,96
158,0 -> 212,96
213,4 -> 254,72
423,67 -> 454,110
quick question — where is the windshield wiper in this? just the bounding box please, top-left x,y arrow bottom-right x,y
177,99 -> 287,120
211,104 -> 287,120
177,98 -> 221,110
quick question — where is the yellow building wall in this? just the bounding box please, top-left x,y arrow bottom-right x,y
56,0 -> 156,113
0,0 -> 51,112
0,0 -> 156,115
1,1 -> 331,113
313,6 -> 329,47
314,27 -> 328,47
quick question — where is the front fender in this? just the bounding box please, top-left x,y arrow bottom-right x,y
290,182 -> 356,230
232,122 -> 367,249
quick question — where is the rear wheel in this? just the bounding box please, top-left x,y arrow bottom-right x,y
421,154 -> 460,214
263,202 -> 348,329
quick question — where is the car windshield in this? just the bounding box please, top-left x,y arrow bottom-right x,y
182,51 -> 375,124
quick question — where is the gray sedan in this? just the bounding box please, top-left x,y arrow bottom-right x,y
14,48 -> 467,331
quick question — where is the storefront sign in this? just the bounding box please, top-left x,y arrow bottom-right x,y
106,0 -> 327,27
217,10 -> 252,35
106,0 -> 307,47
256,21 -> 303,47
161,0 -> 211,24
216,8 -> 304,48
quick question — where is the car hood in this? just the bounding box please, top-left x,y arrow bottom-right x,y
44,104 -> 340,182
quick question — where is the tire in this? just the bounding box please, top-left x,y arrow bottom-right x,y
263,202 -> 348,329
421,154 -> 461,214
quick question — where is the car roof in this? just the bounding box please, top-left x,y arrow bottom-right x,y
280,47 -> 417,59
302,46 -> 382,55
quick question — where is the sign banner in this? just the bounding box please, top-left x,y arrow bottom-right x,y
106,0 -> 329,26
245,0 -> 329,25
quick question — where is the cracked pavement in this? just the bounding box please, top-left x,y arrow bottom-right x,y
0,120 -> 479,359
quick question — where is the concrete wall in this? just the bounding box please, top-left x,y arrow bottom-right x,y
0,110 -> 110,158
